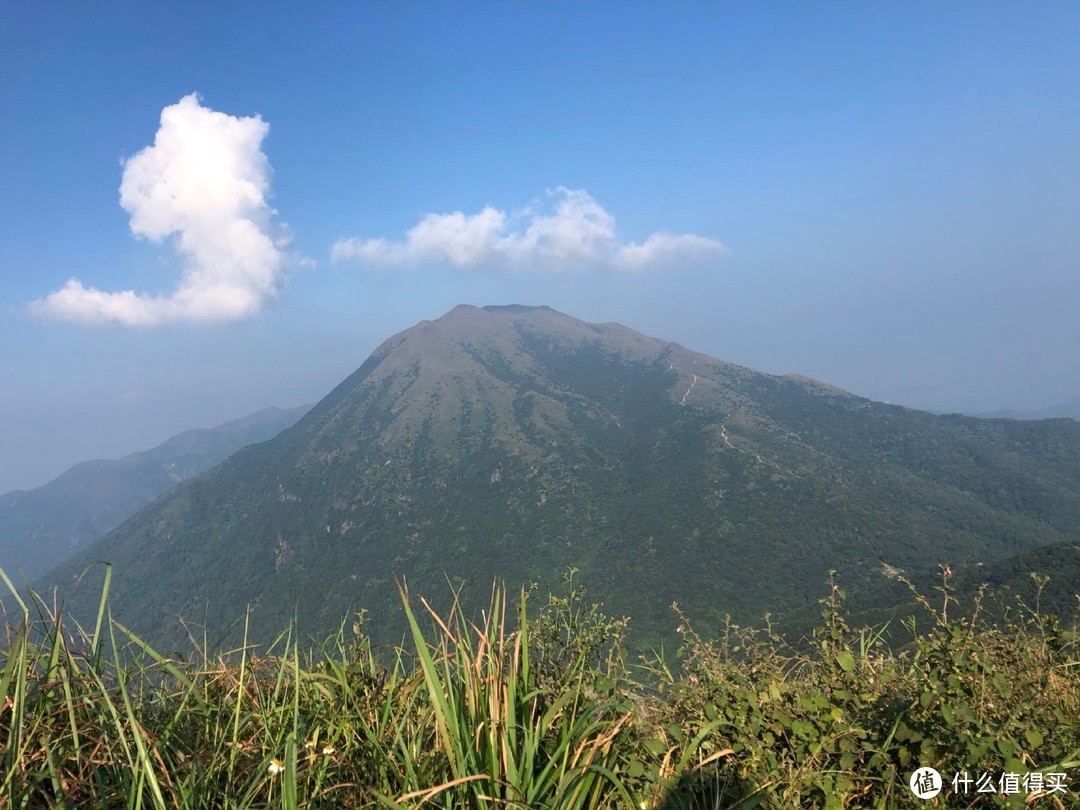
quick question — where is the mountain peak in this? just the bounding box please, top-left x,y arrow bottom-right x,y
480,304 -> 556,314
436,303 -> 565,328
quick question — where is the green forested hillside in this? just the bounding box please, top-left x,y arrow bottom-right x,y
33,305 -> 1080,649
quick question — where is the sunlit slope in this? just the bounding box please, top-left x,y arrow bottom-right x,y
37,305 -> 1080,646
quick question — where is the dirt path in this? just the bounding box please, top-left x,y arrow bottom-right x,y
719,423 -> 764,464
679,373 -> 698,406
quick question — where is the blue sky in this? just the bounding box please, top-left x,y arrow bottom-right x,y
2,2 -> 1079,493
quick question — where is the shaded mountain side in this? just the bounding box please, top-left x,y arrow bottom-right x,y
34,305 -> 1080,650
0,405 -> 309,580
959,542 -> 1080,624
846,540 -> 1080,637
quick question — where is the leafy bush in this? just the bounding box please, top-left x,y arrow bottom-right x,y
644,569 -> 1080,808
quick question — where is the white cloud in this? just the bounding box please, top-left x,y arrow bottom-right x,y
30,94 -> 291,326
332,187 -> 726,273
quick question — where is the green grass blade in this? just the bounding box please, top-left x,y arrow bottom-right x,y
398,582 -> 461,777
283,734 -> 298,810
109,611 -> 169,810
91,562 -> 113,663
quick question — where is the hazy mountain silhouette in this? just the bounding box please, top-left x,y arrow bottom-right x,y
1,406 -> 308,581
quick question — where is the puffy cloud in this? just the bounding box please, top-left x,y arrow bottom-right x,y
332,187 -> 725,272
30,94 -> 291,326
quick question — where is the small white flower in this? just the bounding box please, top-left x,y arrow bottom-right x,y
268,758 -> 284,775
322,745 -> 336,755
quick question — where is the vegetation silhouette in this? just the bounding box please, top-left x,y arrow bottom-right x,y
655,766 -> 764,809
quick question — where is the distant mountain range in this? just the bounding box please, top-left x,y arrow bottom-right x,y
31,306 -> 1080,649
972,400 -> 1080,421
0,405 -> 309,581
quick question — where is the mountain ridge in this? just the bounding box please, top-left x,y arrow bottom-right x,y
0,405 -> 309,580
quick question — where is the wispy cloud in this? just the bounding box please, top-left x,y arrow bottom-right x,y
332,187 -> 725,272
30,94 -> 292,326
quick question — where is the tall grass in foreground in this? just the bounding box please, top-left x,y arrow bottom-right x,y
1,565 -> 1078,808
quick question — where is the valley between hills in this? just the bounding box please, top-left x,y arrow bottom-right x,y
0,406 -> 309,582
